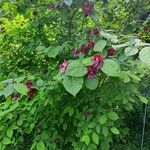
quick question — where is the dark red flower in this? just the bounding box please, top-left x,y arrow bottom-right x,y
107,48 -> 116,56
72,49 -> 80,57
25,80 -> 34,89
87,28 -> 100,36
80,44 -> 90,54
93,28 -> 100,35
82,2 -> 94,16
60,60 -> 68,73
87,54 -> 104,78
25,80 -> 35,99
87,65 -> 97,78
87,40 -> 95,49
92,54 -> 104,69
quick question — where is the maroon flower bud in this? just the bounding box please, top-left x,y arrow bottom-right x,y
87,40 -> 95,49
93,28 -> 100,35
80,44 -> 90,54
12,93 -> 21,101
107,48 -> 116,56
60,60 -> 68,73
25,80 -> 34,89
25,80 -> 36,99
82,2 -> 94,16
72,49 -> 80,57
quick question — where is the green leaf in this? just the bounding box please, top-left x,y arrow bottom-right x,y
99,115 -> 107,124
124,47 -> 139,56
3,84 -> 14,98
82,57 -> 92,66
102,126 -> 109,137
110,127 -> 120,135
85,78 -> 98,90
138,96 -> 148,104
14,83 -> 28,95
63,76 -> 83,96
139,47 -> 150,66
96,125 -> 100,134
92,133 -> 99,145
101,59 -> 121,77
45,46 -> 62,58
81,135 -> 90,145
64,106 -> 74,116
66,60 -> 87,77
108,112 -> 119,121
64,0 -> 73,6
93,40 -> 107,52
101,140 -> 110,150
2,136 -> 11,145
36,141 -> 45,150
6,128 -> 13,138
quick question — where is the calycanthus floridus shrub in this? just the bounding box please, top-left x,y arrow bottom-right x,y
0,0 -> 150,150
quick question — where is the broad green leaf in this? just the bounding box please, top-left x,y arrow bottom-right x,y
14,83 -> 28,95
101,59 -> 121,77
110,127 -> 120,135
139,47 -> 150,66
63,76 -> 83,96
2,136 -> 11,145
101,140 -> 110,150
64,106 -> 74,116
92,133 -> 99,145
36,141 -> 45,150
99,115 -> 107,124
102,126 -> 109,137
64,0 -> 73,6
93,40 -> 106,52
3,84 -> 14,98
96,125 -> 100,134
14,76 -> 25,83
101,31 -> 118,43
108,112 -> 119,121
85,78 -> 98,90
81,135 -> 90,145
66,60 -> 87,77
124,47 -> 139,56
36,46 -> 45,51
82,57 -> 92,66
119,71 -> 130,83
45,46 -> 62,58
88,122 -> 96,128
6,128 -> 13,138
138,96 -> 148,104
